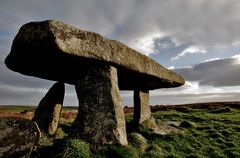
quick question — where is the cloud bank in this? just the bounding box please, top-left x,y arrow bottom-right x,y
171,46 -> 206,61
1,0 -> 240,47
1,1 -> 240,106
150,55 -> 240,105
175,55 -> 240,87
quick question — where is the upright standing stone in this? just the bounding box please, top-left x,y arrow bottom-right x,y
134,90 -> 151,124
32,82 -> 64,135
71,65 -> 128,145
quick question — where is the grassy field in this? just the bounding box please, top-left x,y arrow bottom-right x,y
145,106 -> 240,157
1,102 -> 240,157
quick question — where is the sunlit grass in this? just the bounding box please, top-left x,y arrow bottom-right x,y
2,104 -> 240,157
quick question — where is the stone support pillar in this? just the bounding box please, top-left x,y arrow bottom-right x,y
32,82 -> 64,135
134,90 -> 151,124
71,65 -> 128,145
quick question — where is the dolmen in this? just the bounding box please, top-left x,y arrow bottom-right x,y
5,20 -> 184,146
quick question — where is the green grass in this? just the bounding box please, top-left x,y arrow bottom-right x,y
128,132 -> 148,153
99,145 -> 139,158
29,105 -> 240,157
146,106 -> 240,158
57,138 -> 91,158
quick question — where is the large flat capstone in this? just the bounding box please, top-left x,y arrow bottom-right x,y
5,20 -> 184,90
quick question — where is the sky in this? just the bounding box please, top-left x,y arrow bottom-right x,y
1,0 -> 240,106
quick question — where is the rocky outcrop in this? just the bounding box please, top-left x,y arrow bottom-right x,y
71,65 -> 128,145
0,117 -> 40,158
32,82 -> 64,135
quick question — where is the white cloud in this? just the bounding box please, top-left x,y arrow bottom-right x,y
150,81 -> 240,105
151,81 -> 226,96
130,32 -> 164,56
231,54 -> 240,58
2,1 -> 240,48
202,58 -> 222,63
117,0 -> 240,47
168,66 -> 175,69
232,41 -> 240,46
171,46 -> 206,61
231,54 -> 240,64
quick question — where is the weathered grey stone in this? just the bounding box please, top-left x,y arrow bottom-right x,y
4,20 -> 185,146
71,65 -> 128,145
5,20 -> 184,90
134,90 -> 151,124
32,82 -> 64,135
0,117 -> 40,158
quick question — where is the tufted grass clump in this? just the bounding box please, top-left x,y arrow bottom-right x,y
58,138 -> 91,158
128,132 -> 148,153
38,132 -> 54,146
143,143 -> 163,157
105,145 -> 139,158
